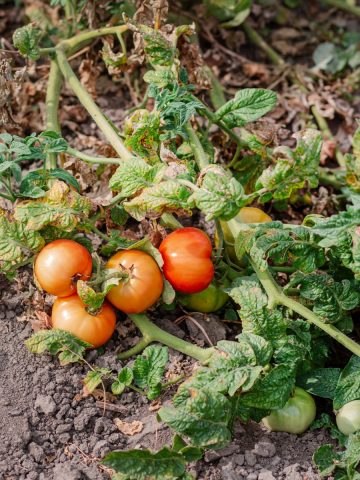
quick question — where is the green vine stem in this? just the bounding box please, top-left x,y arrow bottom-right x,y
66,146 -> 123,165
55,47 -> 132,161
117,314 -> 214,363
185,124 -> 210,170
321,0 -> 360,17
242,21 -> 285,67
249,259 -> 360,357
187,116 -> 360,358
62,25 -> 129,55
45,60 -> 62,169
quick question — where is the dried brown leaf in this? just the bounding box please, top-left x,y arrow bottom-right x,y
114,418 -> 144,435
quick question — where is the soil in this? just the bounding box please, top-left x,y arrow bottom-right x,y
1,1 -> 358,478
0,274 -> 329,480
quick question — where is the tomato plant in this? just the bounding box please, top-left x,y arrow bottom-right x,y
262,387 -> 316,434
106,249 -> 163,314
51,294 -> 116,348
179,282 -> 228,313
6,3 -> 360,478
34,239 -> 93,297
159,227 -> 214,294
336,400 -> 360,436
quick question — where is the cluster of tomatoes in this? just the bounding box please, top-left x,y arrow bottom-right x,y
33,227 -> 215,348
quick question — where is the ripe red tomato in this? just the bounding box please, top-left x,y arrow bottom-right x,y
106,250 -> 163,314
159,227 -> 214,294
52,294 -> 116,348
34,239 -> 92,297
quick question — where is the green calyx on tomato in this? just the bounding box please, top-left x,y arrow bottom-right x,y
262,387 -> 316,434
179,281 -> 229,313
216,207 -> 272,264
336,400 -> 360,436
159,227 -> 214,294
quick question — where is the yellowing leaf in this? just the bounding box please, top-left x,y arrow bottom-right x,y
14,181 -> 92,231
0,213 -> 44,271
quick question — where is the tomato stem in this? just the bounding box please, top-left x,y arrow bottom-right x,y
66,146 -> 123,165
118,314 -> 214,363
248,255 -> 360,357
55,47 -> 132,161
45,60 -> 62,169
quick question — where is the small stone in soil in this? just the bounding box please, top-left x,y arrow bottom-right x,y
253,440 -> 276,458
258,471 -> 276,480
245,450 -> 257,467
34,394 -> 57,415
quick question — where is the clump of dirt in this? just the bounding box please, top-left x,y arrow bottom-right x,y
0,274 -> 329,480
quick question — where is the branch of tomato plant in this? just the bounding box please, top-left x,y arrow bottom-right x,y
321,0 -> 360,17
186,120 -> 360,357
39,24 -> 185,234
45,60 -> 62,169
241,20 -> 346,167
117,314 -> 214,363
55,47 -> 132,161
66,146 -> 123,165
248,258 -> 360,357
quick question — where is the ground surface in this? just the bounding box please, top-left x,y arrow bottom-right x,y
1,0 -> 358,478
0,275 -> 329,480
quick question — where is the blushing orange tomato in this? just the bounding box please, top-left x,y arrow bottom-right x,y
34,239 -> 92,297
52,294 -> 116,348
159,227 -> 214,294
106,250 -> 163,314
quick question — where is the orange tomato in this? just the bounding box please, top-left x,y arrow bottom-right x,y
34,239 -> 92,297
52,294 -> 116,348
106,250 -> 163,314
159,227 -> 214,294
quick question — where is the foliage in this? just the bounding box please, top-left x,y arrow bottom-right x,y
313,33 -> 360,74
25,329 -> 92,365
0,132 -> 73,201
12,24 -> 42,60
103,436 -> 202,480
8,3 -> 360,480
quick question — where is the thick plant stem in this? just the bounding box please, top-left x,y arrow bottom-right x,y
321,0 -> 360,17
249,260 -> 360,357
67,146 -> 123,165
45,60 -> 62,169
185,124 -> 209,170
242,21 -> 285,67
118,314 -> 214,363
160,212 -> 183,230
55,47 -> 132,161
63,25 -> 129,54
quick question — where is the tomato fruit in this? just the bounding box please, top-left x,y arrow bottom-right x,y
216,207 -> 272,264
262,387 -> 316,434
34,239 -> 92,297
179,282 -> 228,313
159,227 -> 214,294
52,294 -> 116,348
336,400 -> 360,435
106,249 -> 163,314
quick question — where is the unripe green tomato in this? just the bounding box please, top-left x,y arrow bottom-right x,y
336,400 -> 360,435
179,283 -> 229,313
215,207 -> 272,264
262,387 -> 316,434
